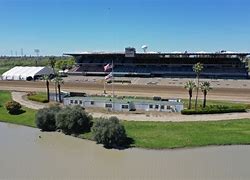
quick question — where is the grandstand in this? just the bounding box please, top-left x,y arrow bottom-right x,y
64,48 -> 250,79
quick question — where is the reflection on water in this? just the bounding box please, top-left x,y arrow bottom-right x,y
0,122 -> 250,180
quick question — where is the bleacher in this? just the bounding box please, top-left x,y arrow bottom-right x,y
65,51 -> 249,79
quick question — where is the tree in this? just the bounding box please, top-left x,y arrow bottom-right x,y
92,116 -> 127,148
5,101 -> 22,114
35,105 -> 61,131
48,56 -> 56,74
193,62 -> 204,110
53,75 -> 64,103
184,80 -> 196,109
200,81 -> 212,108
55,106 -> 92,134
48,57 -> 58,101
42,75 -> 50,102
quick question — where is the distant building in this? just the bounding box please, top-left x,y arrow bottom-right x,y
65,48 -> 250,79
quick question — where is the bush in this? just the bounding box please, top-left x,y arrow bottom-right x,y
35,105 -> 61,131
181,105 -> 246,115
92,116 -> 127,148
5,101 -> 22,114
55,105 -> 92,134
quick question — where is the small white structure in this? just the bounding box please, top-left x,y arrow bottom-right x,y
1,66 -> 54,81
64,96 -> 184,113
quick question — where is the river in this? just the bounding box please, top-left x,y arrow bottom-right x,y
0,122 -> 250,180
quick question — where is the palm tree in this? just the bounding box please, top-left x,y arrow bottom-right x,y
48,56 -> 56,75
42,75 -> 50,102
193,62 -> 204,110
48,57 -> 58,101
184,80 -> 196,109
200,81 -> 212,108
53,75 -> 64,103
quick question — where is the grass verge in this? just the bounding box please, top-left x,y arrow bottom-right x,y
80,119 -> 250,149
27,92 -> 48,103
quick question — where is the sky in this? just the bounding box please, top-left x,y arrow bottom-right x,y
0,0 -> 250,56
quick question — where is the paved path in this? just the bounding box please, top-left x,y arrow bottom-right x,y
11,91 -> 250,122
12,91 -> 47,110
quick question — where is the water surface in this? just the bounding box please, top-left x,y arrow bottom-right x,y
0,122 -> 250,180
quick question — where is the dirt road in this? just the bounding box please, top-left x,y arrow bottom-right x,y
1,80 -> 250,103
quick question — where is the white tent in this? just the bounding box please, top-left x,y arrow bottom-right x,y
1,66 -> 54,81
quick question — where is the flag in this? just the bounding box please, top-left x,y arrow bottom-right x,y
104,63 -> 112,71
105,72 -> 113,80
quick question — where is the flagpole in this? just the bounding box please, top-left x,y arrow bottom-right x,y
103,80 -> 106,94
112,59 -> 114,111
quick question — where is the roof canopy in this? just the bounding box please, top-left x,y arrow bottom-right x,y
1,66 -> 54,80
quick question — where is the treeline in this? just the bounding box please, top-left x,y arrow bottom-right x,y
0,56 -> 74,69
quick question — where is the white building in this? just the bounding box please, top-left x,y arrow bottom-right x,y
1,66 -> 54,81
64,96 -> 184,112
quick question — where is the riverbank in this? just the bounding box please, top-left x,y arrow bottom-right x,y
1,90 -> 250,149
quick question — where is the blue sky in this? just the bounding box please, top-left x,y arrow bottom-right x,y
0,0 -> 250,56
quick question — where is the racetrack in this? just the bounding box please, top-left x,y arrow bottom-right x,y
1,79 -> 250,103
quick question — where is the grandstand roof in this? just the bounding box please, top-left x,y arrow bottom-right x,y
1,66 -> 54,80
64,52 -> 250,56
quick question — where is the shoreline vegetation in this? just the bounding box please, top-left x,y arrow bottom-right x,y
1,90 -> 250,149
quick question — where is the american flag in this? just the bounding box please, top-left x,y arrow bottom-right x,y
105,72 -> 113,80
104,63 -> 113,72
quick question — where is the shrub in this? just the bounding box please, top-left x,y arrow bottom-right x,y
181,105 -> 246,115
92,116 -> 127,148
35,105 -> 61,131
55,105 -> 92,134
5,101 -> 22,114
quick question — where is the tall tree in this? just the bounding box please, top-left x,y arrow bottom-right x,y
48,56 -> 56,74
49,56 -> 57,101
193,62 -> 204,110
200,81 -> 212,108
42,75 -> 50,102
184,80 -> 196,109
53,75 -> 64,103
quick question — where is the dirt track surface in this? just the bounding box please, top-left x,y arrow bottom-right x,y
1,80 -> 250,103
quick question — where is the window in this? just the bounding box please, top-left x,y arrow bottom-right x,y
122,104 -> 129,109
91,101 -> 94,105
155,105 -> 159,109
70,100 -> 73,104
149,104 -> 153,109
161,105 -> 164,109
74,100 -> 78,104
79,100 -> 82,104
167,106 -> 171,109
105,103 -> 112,108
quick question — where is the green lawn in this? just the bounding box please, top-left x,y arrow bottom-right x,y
123,120 -> 250,149
0,91 -> 36,127
27,92 -> 48,103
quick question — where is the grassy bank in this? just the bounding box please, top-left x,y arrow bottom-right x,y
0,91 -> 36,127
1,90 -> 250,149
123,120 -> 250,149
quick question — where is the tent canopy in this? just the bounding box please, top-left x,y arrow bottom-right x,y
1,66 -> 54,80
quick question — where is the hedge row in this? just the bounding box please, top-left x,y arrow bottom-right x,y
181,105 -> 246,115
27,93 -> 48,103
